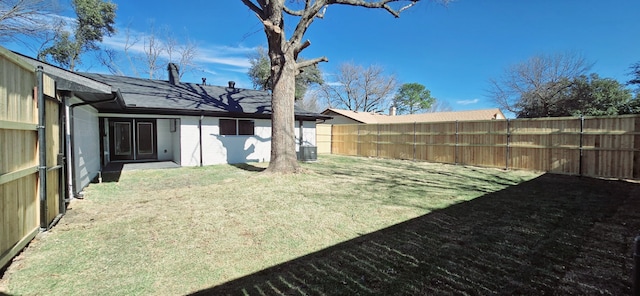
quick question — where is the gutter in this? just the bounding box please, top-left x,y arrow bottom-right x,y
199,114 -> 204,167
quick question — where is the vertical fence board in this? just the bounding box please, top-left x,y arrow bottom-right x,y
378,124 -> 414,160
316,124 -> 332,154
358,125 -> 378,157
414,122 -> 456,163
332,125 -> 359,156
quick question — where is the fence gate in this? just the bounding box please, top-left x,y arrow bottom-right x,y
0,49 -> 65,269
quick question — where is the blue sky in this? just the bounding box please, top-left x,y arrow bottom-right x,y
4,0 -> 639,114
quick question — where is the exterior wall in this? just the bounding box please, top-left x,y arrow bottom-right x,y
179,116 -> 318,166
71,98 -> 100,193
295,121 -> 317,149
179,116 -> 201,166
172,119 -> 181,165
156,118 -> 173,161
180,116 -> 272,166
100,113 -> 180,164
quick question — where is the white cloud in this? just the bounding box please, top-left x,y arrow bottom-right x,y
456,98 -> 479,105
101,30 -> 255,70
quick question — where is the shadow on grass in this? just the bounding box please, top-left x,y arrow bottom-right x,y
189,174 -> 640,295
230,163 -> 266,172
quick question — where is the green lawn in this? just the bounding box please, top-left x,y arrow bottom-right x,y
1,155 -> 638,295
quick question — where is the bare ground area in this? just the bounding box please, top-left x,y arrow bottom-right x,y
1,155 -> 639,295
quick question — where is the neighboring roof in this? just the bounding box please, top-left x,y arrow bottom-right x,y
321,108 -> 506,124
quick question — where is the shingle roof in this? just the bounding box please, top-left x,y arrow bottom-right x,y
79,73 -> 327,120
322,108 -> 506,123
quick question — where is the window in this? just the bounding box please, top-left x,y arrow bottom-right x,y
238,120 -> 255,135
219,119 -> 255,136
220,119 -> 236,135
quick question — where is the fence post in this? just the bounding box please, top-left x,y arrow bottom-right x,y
377,124 -> 380,158
579,116 -> 584,176
36,66 -> 48,231
633,116 -> 640,179
413,122 -> 417,161
506,119 -> 510,170
455,120 -> 459,165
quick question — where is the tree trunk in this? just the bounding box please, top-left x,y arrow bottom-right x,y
266,47 -> 301,173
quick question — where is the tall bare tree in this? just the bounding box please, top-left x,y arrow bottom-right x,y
488,52 -> 593,117
0,0 -> 58,43
240,0 -> 446,173
321,62 -> 397,112
99,22 -> 199,80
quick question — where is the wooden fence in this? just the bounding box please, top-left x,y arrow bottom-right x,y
316,124 -> 332,154
329,115 -> 640,179
1,48 -> 63,269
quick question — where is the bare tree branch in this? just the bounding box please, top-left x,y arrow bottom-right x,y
240,0 -> 265,20
296,56 -> 328,73
0,0 -> 59,42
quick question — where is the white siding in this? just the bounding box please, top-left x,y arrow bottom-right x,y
72,103 -> 100,193
295,121 -> 317,150
156,119 -> 173,161
179,116 -> 201,166
172,119 -> 181,165
302,122 -> 316,146
179,116 -> 273,166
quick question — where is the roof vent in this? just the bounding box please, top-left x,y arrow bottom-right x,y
202,77 -> 207,85
228,81 -> 235,88
168,63 -> 180,85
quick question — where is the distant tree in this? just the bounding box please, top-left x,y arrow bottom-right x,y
629,61 -> 640,93
0,0 -> 58,43
392,83 -> 436,114
248,46 -> 323,100
424,99 -> 452,113
517,74 -> 634,117
295,89 -> 322,112
321,62 -> 397,112
489,52 -> 593,117
561,74 -> 633,116
39,0 -> 116,71
98,22 -> 199,80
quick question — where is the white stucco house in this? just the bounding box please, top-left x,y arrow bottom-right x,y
15,52 -> 329,197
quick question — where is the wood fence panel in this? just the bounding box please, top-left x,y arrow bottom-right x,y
358,125 -> 378,157
316,124 -> 332,154
414,122 -> 456,163
458,121 -> 508,168
581,116 -> 638,179
332,125 -> 359,156
0,57 -> 36,124
0,50 -> 43,269
508,118 -> 581,174
45,95 -> 61,224
378,124 -> 414,160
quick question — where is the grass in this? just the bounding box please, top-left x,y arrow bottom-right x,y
0,155 -> 638,295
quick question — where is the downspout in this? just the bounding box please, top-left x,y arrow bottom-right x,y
199,114 -> 204,167
65,90 -> 120,199
36,66 -> 48,231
